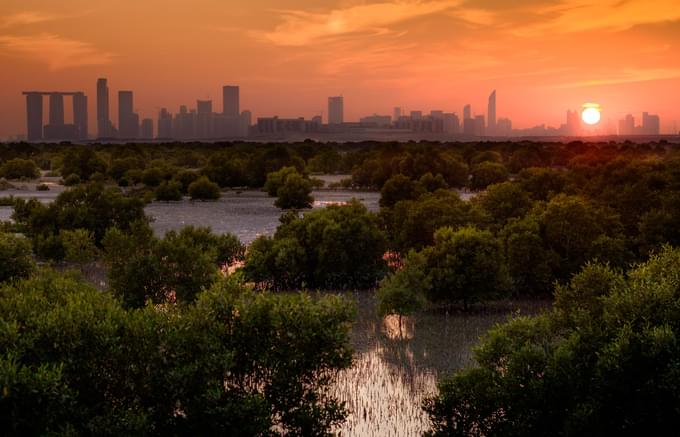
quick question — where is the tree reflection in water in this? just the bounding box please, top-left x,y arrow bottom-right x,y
332,290 -> 548,436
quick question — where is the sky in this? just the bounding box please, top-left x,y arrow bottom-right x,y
1,0 -> 679,138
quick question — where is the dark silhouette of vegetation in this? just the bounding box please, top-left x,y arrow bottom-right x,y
243,200 -> 387,289
103,223 -> 244,308
0,231 -> 34,283
0,158 -> 40,180
424,246 -> 680,437
0,271 -> 354,436
188,176 -> 221,200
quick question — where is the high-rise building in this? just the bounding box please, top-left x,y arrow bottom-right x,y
410,110 -> 423,120
443,113 -> 460,134
96,78 -> 110,137
487,90 -> 496,134
222,86 -> 239,117
642,112 -> 660,135
463,104 -> 471,121
158,108 -> 173,138
196,100 -> 213,138
141,118 -> 154,139
49,93 -> 65,126
496,118 -> 512,136
25,93 -> 43,141
566,109 -> 581,135
240,110 -> 252,137
393,107 -> 402,120
118,91 -> 138,139
73,92 -> 88,139
618,114 -> 635,136
474,115 -> 486,136
328,96 -> 344,124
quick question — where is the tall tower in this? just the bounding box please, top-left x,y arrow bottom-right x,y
49,93 -> 65,126
487,90 -> 496,134
118,91 -> 138,139
73,92 -> 88,139
328,96 -> 344,124
25,93 -> 43,141
463,104 -> 471,121
222,86 -> 239,117
97,78 -> 110,137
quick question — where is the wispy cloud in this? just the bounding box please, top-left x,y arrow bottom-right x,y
0,11 -> 58,28
0,33 -> 116,70
258,0 -> 463,46
551,68 -> 680,88
524,0 -> 680,34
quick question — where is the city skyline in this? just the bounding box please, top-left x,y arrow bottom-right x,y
18,78 -> 666,141
2,0 -> 680,138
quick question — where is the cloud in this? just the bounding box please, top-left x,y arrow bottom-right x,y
0,33 -> 115,70
258,0 -> 463,46
0,11 -> 58,28
551,68 -> 680,88
524,0 -> 680,34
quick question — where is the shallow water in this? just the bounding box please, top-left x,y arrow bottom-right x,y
0,184 -> 526,436
332,292 -> 544,436
0,189 -> 380,244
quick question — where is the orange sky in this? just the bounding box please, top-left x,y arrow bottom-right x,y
1,0 -> 679,138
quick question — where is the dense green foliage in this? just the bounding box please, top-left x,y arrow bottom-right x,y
0,271 -> 354,436
379,227 -> 508,310
103,223 -> 244,307
243,201 -> 387,290
274,173 -> 313,209
0,158 -> 40,180
0,231 -> 34,283
424,246 -> 680,436
12,183 -> 146,260
188,176 -> 221,200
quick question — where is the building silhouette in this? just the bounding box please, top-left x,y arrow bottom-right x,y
566,109 -> 581,135
618,114 -> 635,135
22,91 -> 88,141
97,78 -> 110,137
474,115 -> 486,136
118,91 -> 139,139
487,90 -> 496,134
222,86 -> 239,117
140,118 -> 154,139
328,96 -> 344,124
463,104 -> 471,121
158,108 -> 173,138
642,112 -> 660,135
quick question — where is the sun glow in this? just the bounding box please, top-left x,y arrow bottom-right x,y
582,103 -> 602,125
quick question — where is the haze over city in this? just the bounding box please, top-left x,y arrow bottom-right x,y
2,0 -> 680,139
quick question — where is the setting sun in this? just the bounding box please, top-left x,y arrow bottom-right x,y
582,104 -> 601,125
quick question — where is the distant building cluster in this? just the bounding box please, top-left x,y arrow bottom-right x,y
20,83 -> 665,141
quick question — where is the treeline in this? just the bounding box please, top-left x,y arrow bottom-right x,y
2,140 -> 680,434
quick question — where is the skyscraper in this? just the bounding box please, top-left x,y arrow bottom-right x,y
73,92 -> 88,139
97,78 -> 110,137
328,96 -> 344,124
393,107 -> 402,120
25,93 -> 43,141
463,104 -> 471,121
141,118 -> 154,139
158,108 -> 173,139
196,100 -> 213,138
49,93 -> 65,127
618,114 -> 635,136
566,109 -> 581,135
118,91 -> 138,139
222,86 -> 239,117
487,90 -> 496,134
642,112 -> 660,135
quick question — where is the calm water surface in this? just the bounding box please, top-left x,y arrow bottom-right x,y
0,185 -> 529,436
